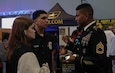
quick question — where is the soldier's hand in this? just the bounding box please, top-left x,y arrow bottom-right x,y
65,54 -> 76,63
60,46 -> 67,55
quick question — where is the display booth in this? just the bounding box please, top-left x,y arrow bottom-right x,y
47,3 -> 77,73
47,3 -> 78,46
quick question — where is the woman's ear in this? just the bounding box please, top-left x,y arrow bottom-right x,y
24,30 -> 27,35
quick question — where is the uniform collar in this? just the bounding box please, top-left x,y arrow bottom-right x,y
84,21 -> 96,31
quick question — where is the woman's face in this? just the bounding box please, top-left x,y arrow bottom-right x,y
24,24 -> 35,39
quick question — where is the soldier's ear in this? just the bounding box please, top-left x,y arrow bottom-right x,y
85,13 -> 89,19
86,13 -> 88,16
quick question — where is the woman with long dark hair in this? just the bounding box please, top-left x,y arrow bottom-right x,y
6,16 -> 50,73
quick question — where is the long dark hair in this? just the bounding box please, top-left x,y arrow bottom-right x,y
6,16 -> 33,60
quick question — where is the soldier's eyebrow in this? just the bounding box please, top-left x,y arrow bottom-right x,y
41,16 -> 47,19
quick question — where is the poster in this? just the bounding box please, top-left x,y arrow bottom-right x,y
59,26 -> 77,73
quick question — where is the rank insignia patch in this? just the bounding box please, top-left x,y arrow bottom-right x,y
96,42 -> 104,54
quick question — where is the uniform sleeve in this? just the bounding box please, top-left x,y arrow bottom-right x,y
65,41 -> 75,51
80,29 -> 107,66
17,52 -> 40,73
